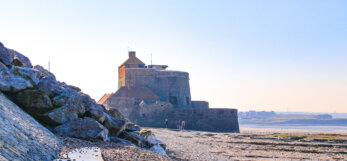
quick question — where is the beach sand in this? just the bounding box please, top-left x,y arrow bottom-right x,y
149,127 -> 347,161
57,127 -> 347,161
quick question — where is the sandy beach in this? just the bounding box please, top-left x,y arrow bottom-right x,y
149,127 -> 347,161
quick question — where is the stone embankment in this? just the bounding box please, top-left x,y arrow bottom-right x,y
0,42 -> 167,160
0,92 -> 61,161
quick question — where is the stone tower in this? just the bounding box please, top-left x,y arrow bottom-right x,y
117,51 -> 192,108
118,51 -> 146,88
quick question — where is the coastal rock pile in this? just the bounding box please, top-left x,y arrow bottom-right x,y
0,42 -> 167,158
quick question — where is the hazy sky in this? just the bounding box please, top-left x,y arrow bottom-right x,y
1,0 -> 346,113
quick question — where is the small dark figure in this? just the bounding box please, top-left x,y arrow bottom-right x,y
165,118 -> 168,128
181,121 -> 186,130
176,121 -> 180,129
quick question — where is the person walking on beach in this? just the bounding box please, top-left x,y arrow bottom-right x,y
176,121 -> 180,129
181,121 -> 186,130
165,118 -> 168,128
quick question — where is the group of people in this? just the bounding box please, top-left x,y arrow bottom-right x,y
165,119 -> 186,130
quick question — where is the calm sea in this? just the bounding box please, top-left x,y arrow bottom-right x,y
240,124 -> 347,133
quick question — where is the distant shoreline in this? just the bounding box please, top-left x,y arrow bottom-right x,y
240,124 -> 347,134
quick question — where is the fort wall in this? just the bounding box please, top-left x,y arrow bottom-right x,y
124,69 -> 192,108
103,96 -> 239,132
191,101 -> 209,109
134,108 -> 239,132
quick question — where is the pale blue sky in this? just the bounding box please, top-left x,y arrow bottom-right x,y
1,0 -> 346,112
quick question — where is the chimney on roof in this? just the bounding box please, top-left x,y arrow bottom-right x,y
129,51 -> 136,57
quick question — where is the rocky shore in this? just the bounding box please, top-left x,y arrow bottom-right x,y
0,42 -> 167,160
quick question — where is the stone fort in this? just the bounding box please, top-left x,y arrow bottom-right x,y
99,51 -> 239,132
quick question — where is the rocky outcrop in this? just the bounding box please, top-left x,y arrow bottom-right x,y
7,48 -> 33,68
0,92 -> 61,161
0,42 -> 168,157
103,114 -> 126,137
0,62 -> 33,92
9,89 -> 54,114
0,42 -> 13,66
54,117 -> 109,141
125,122 -> 142,132
119,131 -> 153,148
0,42 -> 126,140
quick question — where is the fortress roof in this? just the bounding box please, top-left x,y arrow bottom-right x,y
112,86 -> 159,100
119,51 -> 145,68
97,93 -> 113,104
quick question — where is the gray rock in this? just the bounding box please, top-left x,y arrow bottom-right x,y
109,136 -> 135,146
107,107 -> 126,120
90,109 -> 106,123
86,103 -> 107,123
103,114 -> 126,137
37,76 -> 64,97
147,134 -> 159,146
125,123 -> 141,132
54,117 -> 109,141
8,89 -> 54,114
0,42 -> 13,66
33,65 -> 56,80
40,104 -> 79,125
7,48 -> 33,68
64,84 -> 81,92
149,144 -> 168,157
119,131 -> 153,148
11,66 -> 43,85
52,94 -> 68,107
0,92 -> 61,161
41,92 -> 94,125
143,133 -> 166,150
157,139 -> 167,150
0,62 -> 33,92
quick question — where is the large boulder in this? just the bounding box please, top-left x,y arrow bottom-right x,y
37,76 -> 65,97
0,92 -> 61,160
40,105 -> 79,125
52,94 -> 68,107
109,136 -> 135,146
61,83 -> 81,92
119,131 -> 154,148
84,102 -> 107,123
7,89 -> 53,114
54,117 -> 109,141
149,144 -> 168,157
147,134 -> 166,150
125,122 -> 142,132
11,66 -> 43,85
7,48 -> 33,68
135,129 -> 166,150
0,62 -> 33,92
0,42 -> 13,66
107,107 -> 126,120
103,114 -> 126,137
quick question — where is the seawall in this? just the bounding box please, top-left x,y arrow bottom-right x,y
132,108 -> 240,132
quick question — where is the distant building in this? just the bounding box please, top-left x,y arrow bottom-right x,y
99,51 -> 239,132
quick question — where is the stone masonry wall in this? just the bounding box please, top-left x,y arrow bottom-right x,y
191,101 -> 209,109
134,108 -> 240,132
124,68 -> 192,108
104,97 -> 239,132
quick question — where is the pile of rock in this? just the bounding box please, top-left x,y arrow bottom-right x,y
0,42 -> 166,156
